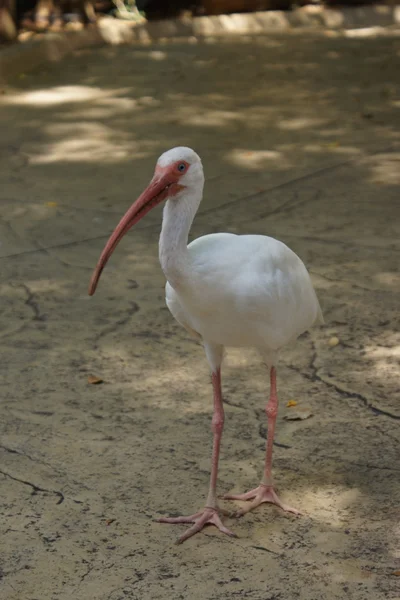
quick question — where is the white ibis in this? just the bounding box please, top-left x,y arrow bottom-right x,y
89,147 -> 324,544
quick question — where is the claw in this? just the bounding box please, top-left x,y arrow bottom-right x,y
224,484 -> 301,517
156,507 -> 237,544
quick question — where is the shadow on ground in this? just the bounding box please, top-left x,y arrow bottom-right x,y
0,31 -> 399,600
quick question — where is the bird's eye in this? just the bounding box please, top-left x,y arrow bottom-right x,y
177,163 -> 186,172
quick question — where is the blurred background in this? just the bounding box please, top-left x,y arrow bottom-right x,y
1,0 -> 395,42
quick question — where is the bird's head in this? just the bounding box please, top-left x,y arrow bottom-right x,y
156,146 -> 204,196
88,146 -> 203,296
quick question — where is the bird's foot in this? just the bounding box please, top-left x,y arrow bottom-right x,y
156,506 -> 237,544
223,484 -> 301,517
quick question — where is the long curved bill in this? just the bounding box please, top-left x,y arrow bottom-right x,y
88,173 -> 172,296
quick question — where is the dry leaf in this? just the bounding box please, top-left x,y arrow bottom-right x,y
105,518 -> 116,526
391,571 -> 400,576
287,400 -> 298,408
46,201 -> 58,207
328,336 -> 340,347
88,375 -> 103,385
284,408 -> 313,421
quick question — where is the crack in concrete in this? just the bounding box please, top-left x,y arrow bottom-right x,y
3,227 -> 399,264
1,235 -> 112,261
79,562 -> 95,584
256,426 -> 400,472
17,283 -> 46,322
1,145 -> 397,263
316,375 -> 400,420
256,411 -> 400,470
257,423 -> 292,449
287,343 -> 400,421
222,397 -> 243,409
198,157 -> 355,219
38,242 -> 93,271
0,469 -> 64,504
250,545 -> 282,556
0,444 -> 60,472
248,189 -> 323,224
94,301 -> 140,346
0,443 -> 38,461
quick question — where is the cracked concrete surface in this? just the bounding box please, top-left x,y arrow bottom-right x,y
0,31 -> 399,600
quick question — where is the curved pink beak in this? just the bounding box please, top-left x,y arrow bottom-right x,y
88,171 -> 173,296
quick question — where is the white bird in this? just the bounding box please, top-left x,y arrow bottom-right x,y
89,147 -> 324,544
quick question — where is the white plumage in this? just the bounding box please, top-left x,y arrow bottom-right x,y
89,146 -> 324,544
166,233 -> 323,359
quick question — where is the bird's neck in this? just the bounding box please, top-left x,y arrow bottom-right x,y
159,188 -> 202,290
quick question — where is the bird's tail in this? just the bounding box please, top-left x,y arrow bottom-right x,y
315,299 -> 325,326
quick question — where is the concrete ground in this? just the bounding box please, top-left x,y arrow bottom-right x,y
0,30 -> 399,600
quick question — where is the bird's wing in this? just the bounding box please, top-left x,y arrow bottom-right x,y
314,297 -> 325,326
184,233 -> 323,349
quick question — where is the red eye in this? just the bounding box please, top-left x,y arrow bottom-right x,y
177,163 -> 186,173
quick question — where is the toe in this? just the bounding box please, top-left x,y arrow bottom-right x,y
156,511 -> 203,524
175,520 -> 205,545
222,489 -> 258,502
156,507 -> 237,544
209,512 -> 238,538
157,516 -> 191,524
280,505 -> 302,516
219,507 -> 235,517
234,500 -> 260,518
216,521 -> 238,538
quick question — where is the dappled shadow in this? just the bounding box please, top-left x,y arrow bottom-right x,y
0,31 -> 399,600
0,34 -> 399,253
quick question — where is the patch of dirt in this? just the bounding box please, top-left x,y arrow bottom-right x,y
0,31 -> 399,600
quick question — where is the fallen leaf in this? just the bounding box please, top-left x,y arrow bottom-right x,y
328,336 -> 340,347
105,518 -> 116,526
284,408 -> 313,421
88,375 -> 103,385
287,400 -> 298,408
391,571 -> 400,576
45,201 -> 58,207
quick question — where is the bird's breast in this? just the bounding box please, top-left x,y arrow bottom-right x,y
167,282 -> 274,348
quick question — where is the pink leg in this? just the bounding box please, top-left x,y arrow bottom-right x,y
156,369 -> 236,544
223,367 -> 301,517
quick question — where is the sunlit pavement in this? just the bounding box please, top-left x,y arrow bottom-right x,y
0,31 -> 399,600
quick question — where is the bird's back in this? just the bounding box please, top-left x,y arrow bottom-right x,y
166,233 -> 323,351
